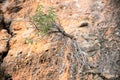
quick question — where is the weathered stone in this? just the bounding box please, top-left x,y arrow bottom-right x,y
0,0 -> 120,80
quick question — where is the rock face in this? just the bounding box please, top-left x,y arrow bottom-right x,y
0,0 -> 120,80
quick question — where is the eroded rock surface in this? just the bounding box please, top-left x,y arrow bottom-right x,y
0,0 -> 120,80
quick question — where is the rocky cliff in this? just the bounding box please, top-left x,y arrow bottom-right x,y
0,0 -> 120,80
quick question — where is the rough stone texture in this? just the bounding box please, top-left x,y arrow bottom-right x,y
0,6 -> 11,80
0,0 -> 120,80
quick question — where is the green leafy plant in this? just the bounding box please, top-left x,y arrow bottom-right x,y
25,38 -> 33,44
31,5 -> 57,35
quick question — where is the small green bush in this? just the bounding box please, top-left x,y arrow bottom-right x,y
31,5 -> 57,35
25,37 -> 33,44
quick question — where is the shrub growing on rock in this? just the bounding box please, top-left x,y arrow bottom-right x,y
31,5 -> 57,35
